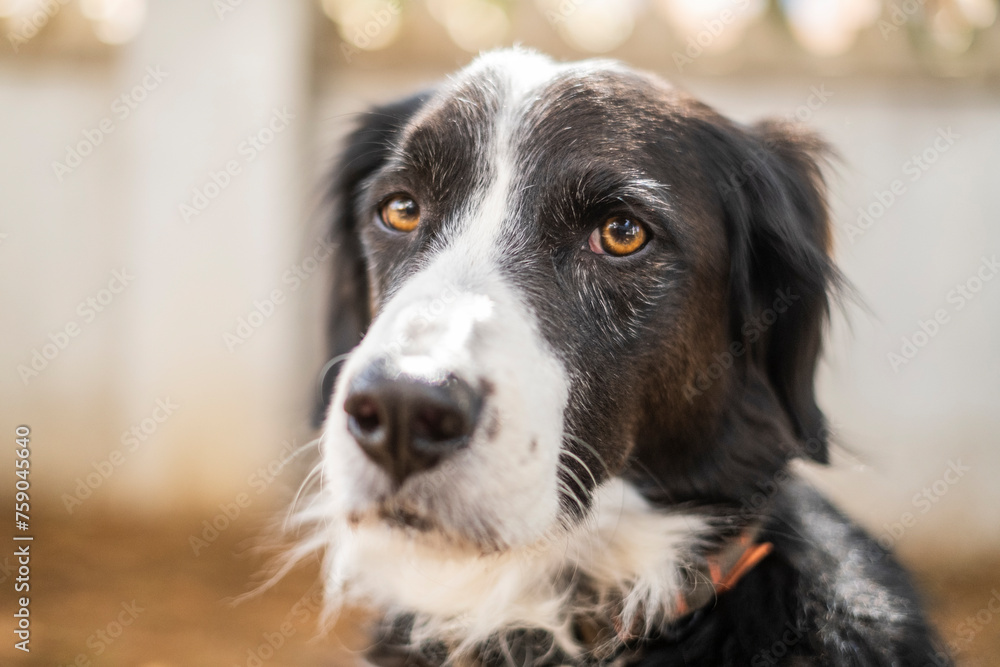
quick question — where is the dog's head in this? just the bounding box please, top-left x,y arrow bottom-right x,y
316,49 -> 835,561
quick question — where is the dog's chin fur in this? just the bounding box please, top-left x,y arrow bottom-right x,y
292,478 -> 706,661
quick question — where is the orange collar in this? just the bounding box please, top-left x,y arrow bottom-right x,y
611,528 -> 774,643
674,531 -> 774,617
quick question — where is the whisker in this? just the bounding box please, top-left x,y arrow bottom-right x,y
558,448 -> 598,489
555,479 -> 588,517
284,460 -> 325,531
555,459 -> 591,502
563,433 -> 612,478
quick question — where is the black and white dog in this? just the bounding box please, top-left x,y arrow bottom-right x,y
299,49 -> 948,666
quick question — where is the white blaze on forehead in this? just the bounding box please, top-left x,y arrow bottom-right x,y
440,49 -> 635,262
392,290 -> 495,380
443,49 -> 568,261
394,48 -> 633,264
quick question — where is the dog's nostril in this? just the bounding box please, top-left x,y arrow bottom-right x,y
348,396 -> 382,434
343,366 -> 482,486
413,406 -> 465,442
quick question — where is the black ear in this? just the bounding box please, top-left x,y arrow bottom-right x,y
712,119 -> 838,463
312,91 -> 433,427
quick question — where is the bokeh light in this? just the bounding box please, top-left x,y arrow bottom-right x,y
80,0 -> 146,45
322,0 -> 404,51
656,0 -> 767,54
544,0 -> 636,53
428,0 -> 510,53
781,0 -> 881,56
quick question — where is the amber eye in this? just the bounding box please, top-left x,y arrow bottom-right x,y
588,216 -> 649,256
379,195 -> 420,232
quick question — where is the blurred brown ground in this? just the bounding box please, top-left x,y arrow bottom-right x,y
0,504 -> 365,667
1,506 -> 997,666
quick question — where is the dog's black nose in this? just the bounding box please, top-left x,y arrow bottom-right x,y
343,365 -> 482,486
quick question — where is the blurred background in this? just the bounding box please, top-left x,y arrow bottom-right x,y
1,0 -> 998,664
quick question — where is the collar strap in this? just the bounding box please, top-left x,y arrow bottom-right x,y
675,529 -> 773,617
611,527 -> 774,644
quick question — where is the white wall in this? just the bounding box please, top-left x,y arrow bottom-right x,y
1,7 -> 997,558
0,0 -> 317,513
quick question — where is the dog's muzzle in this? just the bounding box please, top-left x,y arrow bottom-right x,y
322,253 -> 568,549
344,362 -> 484,487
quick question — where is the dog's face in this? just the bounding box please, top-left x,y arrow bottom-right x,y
318,50 -> 833,559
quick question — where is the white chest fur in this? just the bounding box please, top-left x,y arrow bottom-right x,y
322,478 -> 707,656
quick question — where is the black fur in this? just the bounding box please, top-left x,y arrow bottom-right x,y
316,54 -> 949,666
314,91 -> 433,426
632,483 -> 943,666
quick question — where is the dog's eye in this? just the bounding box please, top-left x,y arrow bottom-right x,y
588,216 -> 648,256
379,195 -> 420,232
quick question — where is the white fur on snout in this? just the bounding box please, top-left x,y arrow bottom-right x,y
322,242 -> 570,550
387,290 -> 495,380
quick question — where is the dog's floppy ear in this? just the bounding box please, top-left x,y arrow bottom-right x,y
313,91 -> 433,426
709,119 -> 838,463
